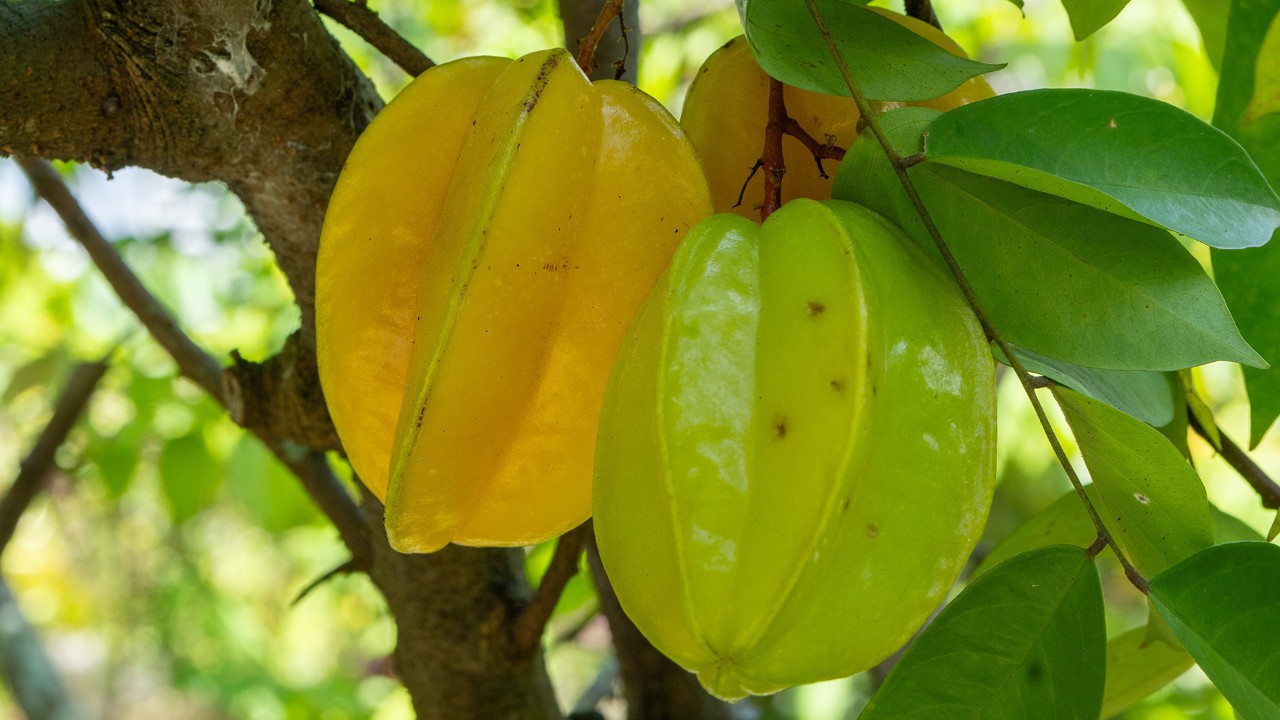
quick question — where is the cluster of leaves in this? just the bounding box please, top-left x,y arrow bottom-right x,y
737,0 -> 1280,716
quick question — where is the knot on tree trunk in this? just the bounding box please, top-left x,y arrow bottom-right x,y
223,331 -> 341,451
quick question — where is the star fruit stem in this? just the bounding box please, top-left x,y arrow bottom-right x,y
800,0 -> 1148,593
575,0 -> 628,77
760,77 -> 788,221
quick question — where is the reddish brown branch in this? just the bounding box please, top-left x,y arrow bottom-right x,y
575,0 -> 627,76
782,117 -> 846,179
0,356 -> 111,558
1189,411 -> 1280,509
760,78 -> 788,221
509,522 -> 591,654
313,0 -> 435,76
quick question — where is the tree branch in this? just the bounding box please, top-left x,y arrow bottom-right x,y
510,522 -> 590,654
16,155 -> 371,568
1188,411 -> 1280,509
313,0 -> 435,76
0,355 -> 111,558
0,576 -> 83,720
17,158 -> 224,400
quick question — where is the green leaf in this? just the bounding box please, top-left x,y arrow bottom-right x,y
1212,0 -> 1280,447
1182,371 -> 1222,448
1242,11 -> 1280,124
925,89 -> 1280,249
1158,376 -> 1191,459
860,545 -> 1106,720
978,484 -> 1261,580
95,441 -> 140,499
910,165 -> 1265,371
1101,627 -> 1193,718
832,108 -> 937,247
736,0 -> 1002,101
1149,542 -> 1280,719
2,351 -> 70,403
973,488 -> 1100,579
1054,387 -> 1215,576
158,432 -> 222,525
1214,246 -> 1280,446
1062,0 -> 1132,40
225,436 -> 320,533
1181,0 -> 1228,69
999,344 -> 1177,427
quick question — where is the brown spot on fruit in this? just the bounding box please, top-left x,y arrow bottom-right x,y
773,416 -> 788,439
807,301 -> 825,317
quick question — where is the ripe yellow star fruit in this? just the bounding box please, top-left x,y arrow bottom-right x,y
316,49 -> 712,553
593,199 -> 997,700
682,8 -> 994,217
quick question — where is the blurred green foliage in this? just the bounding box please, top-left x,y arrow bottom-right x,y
0,0 -> 1271,718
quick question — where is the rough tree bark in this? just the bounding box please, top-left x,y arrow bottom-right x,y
2,0 -> 730,717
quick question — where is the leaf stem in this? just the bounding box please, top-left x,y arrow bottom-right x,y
801,0 -> 1147,592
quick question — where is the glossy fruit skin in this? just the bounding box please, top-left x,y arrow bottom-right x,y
593,199 -> 996,699
316,49 -> 712,552
681,8 -> 994,218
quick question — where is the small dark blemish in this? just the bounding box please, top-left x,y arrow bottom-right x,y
867,523 -> 878,538
773,416 -> 788,439
830,379 -> 845,393
839,498 -> 850,514
807,301 -> 825,317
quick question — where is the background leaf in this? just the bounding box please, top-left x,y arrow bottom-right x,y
1053,386 -> 1215,576
1149,542 -> 1280,719
159,432 -> 222,525
225,437 -> 321,533
1181,0 -> 1228,69
737,0 -> 1001,101
1062,0 -> 1132,40
1101,627 -> 1194,718
861,545 -> 1105,720
926,89 -> 1280,249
